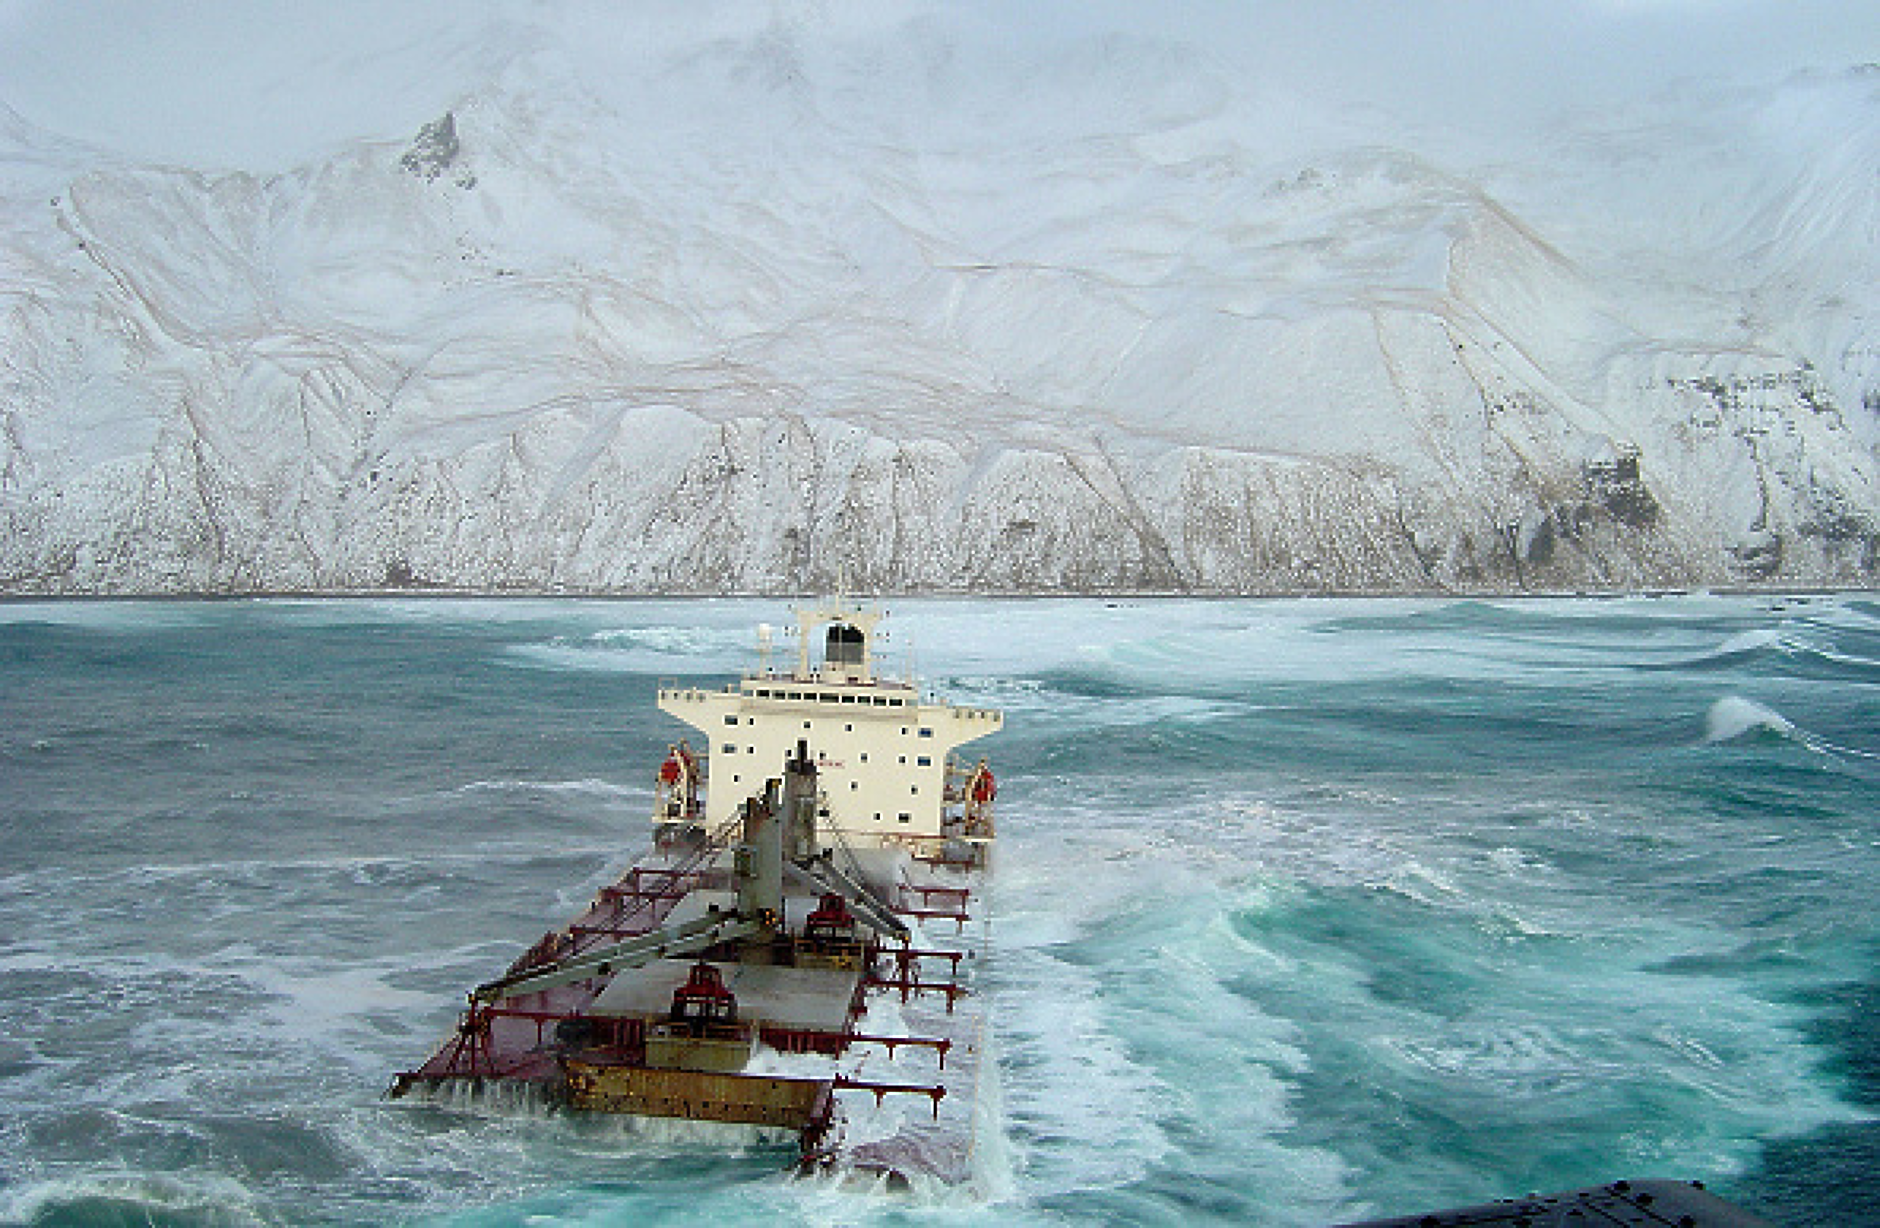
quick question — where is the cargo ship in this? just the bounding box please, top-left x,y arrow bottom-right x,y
390,600 -> 1003,1183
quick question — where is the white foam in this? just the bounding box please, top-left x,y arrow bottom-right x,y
1696,694 -> 1877,762
458,777 -> 641,802
1711,627 -> 1784,659
1703,694 -> 1796,744
0,1172 -> 270,1226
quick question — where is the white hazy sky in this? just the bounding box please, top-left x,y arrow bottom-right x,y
0,0 -> 1874,168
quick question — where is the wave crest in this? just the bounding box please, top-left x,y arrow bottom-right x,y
1703,695 -> 1797,744
1702,696 -> 1878,762
0,1173 -> 268,1227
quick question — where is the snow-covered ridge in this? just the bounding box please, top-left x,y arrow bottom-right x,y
1,14 -> 1875,594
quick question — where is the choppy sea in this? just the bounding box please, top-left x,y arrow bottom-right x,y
2,595 -> 1877,1226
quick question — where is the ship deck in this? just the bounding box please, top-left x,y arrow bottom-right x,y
391,842 -> 992,1184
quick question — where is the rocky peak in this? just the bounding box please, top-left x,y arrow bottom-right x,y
399,111 -> 473,187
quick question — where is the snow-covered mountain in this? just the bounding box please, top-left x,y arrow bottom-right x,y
2,9 -> 1876,594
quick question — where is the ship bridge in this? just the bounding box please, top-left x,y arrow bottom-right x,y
656,602 -> 1001,853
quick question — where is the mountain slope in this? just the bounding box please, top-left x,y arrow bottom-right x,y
1,18 -> 1875,593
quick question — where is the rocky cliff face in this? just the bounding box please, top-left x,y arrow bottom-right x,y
1,22 -> 1875,595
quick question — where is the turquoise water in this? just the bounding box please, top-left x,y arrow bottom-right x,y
1,596 -> 1875,1225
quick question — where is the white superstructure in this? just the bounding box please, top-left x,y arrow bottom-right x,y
654,601 -> 1001,854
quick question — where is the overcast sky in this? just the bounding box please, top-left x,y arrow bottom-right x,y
0,0 -> 1874,169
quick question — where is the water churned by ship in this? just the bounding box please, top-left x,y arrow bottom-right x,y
2,596 -> 1876,1225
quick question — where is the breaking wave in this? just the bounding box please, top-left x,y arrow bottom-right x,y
1655,621 -> 1880,684
1708,627 -> 1786,665
458,776 -> 640,800
1704,695 -> 1878,761
0,1174 -> 270,1227
1703,695 -> 1799,744
503,624 -> 751,674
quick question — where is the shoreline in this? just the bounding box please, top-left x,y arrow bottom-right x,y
2,584 -> 1873,604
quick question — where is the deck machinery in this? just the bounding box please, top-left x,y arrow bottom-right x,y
391,602 -> 1002,1178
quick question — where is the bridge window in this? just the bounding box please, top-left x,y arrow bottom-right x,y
826,623 -> 865,669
